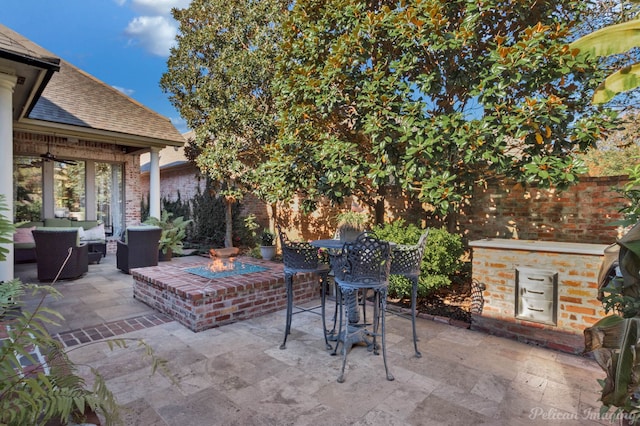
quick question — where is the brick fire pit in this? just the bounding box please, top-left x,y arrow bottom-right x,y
131,256 -> 319,332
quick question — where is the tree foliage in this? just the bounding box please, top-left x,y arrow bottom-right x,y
160,0 -> 288,246
260,0 -> 618,226
579,111 -> 640,176
570,0 -> 640,104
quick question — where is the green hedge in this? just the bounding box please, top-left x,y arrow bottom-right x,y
372,220 -> 464,299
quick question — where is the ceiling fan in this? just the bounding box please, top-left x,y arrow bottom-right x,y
40,141 -> 77,166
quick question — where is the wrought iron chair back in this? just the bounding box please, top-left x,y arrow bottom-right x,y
277,226 -> 332,351
389,229 -> 430,358
279,226 -> 319,273
390,230 -> 430,278
339,233 -> 392,289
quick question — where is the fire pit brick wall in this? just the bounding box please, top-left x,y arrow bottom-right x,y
131,259 -> 320,332
469,239 -> 607,354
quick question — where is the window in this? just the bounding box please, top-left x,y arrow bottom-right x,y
54,161 -> 86,220
95,162 -> 123,237
13,156 -> 125,234
13,156 -> 43,222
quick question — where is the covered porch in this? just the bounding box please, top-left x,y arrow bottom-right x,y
0,23 -> 185,282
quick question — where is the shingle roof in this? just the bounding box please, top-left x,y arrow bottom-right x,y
0,24 -> 184,145
0,23 -> 59,65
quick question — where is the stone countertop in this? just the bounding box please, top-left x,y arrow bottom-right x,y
468,238 -> 609,256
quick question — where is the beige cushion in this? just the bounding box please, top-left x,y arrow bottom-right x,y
80,224 -> 105,242
14,226 -> 35,244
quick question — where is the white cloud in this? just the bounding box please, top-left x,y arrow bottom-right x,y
113,86 -> 135,96
170,116 -> 189,134
121,0 -> 189,57
124,15 -> 177,57
131,0 -> 190,15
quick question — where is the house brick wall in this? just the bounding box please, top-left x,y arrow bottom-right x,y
14,131 -> 146,254
140,165 -> 206,203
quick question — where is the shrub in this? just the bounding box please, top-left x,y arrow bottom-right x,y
161,192 -> 193,241
190,186 -> 229,247
372,220 -> 464,299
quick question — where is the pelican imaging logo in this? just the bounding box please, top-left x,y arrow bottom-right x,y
529,407 -> 633,422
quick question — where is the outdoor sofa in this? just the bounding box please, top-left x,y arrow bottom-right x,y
14,218 -> 107,263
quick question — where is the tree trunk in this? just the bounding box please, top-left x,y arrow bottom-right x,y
446,208 -> 458,234
224,199 -> 233,248
374,198 -> 385,225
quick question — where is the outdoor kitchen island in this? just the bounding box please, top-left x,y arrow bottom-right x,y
469,238 -> 608,354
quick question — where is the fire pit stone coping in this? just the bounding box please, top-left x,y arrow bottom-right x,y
131,256 -> 321,332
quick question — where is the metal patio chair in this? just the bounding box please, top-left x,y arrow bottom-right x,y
333,233 -> 394,383
278,226 -> 332,350
390,229 -> 430,358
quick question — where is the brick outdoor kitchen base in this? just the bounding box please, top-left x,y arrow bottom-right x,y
131,257 -> 319,332
469,239 -> 608,354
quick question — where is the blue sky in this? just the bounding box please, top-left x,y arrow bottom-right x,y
2,0 -> 190,134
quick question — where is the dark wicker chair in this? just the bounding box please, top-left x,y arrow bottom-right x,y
333,233 -> 394,383
32,228 -> 89,282
116,226 -> 162,274
390,230 -> 430,358
277,226 -> 331,350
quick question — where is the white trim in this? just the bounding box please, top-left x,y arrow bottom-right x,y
14,119 -> 184,149
0,72 -> 17,281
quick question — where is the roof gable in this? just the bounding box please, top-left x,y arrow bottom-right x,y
0,23 -> 184,145
30,61 -> 185,143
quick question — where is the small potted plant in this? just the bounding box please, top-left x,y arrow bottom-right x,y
336,211 -> 369,242
260,229 -> 276,261
144,211 -> 192,261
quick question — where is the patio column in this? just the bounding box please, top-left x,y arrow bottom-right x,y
149,147 -> 161,220
0,72 -> 17,282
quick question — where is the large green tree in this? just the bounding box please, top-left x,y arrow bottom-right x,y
261,0 -> 618,227
160,0 -> 287,247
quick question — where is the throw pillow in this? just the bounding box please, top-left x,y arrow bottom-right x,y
81,224 -> 105,241
14,227 -> 35,244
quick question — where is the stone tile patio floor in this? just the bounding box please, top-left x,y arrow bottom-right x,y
15,255 -> 613,425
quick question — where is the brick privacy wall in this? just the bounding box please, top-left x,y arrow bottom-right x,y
458,176 -> 628,245
131,258 -> 319,332
140,164 -> 272,233
15,131 -> 145,254
139,159 -> 629,245
471,245 -> 606,353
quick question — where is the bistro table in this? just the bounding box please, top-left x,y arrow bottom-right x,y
310,239 -> 360,324
310,237 -> 396,354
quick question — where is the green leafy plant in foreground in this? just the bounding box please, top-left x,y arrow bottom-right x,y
585,222 -> 640,422
569,0 -> 640,104
0,195 -> 174,425
0,268 -> 174,426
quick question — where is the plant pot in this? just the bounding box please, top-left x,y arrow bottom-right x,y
159,248 -> 172,262
338,227 -> 363,242
260,245 -> 276,261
